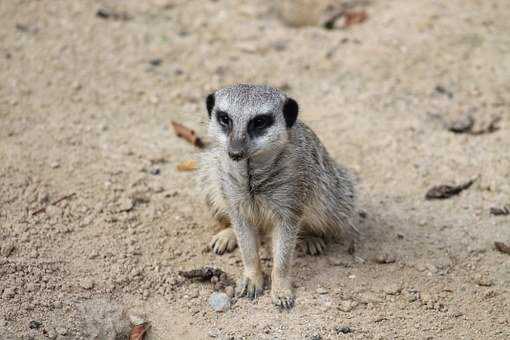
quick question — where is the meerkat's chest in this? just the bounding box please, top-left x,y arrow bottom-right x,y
220,165 -> 279,228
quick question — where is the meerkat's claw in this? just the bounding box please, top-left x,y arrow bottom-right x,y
271,287 -> 295,309
210,228 -> 238,255
303,236 -> 326,256
236,274 -> 264,299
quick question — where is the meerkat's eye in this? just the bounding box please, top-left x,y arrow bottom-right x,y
248,114 -> 274,136
216,111 -> 231,128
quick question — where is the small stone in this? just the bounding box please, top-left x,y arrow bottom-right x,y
116,198 -> 134,212
372,253 -> 396,264
338,300 -> 359,312
2,287 -> 16,299
357,291 -> 383,304
128,314 -> 145,326
316,287 -> 328,295
309,334 -> 322,340
207,330 -> 218,338
46,329 -> 57,340
29,320 -> 42,329
383,283 -> 402,295
0,243 -> 15,257
50,162 -> 60,169
208,292 -> 231,312
149,58 -> 162,66
190,289 -> 200,299
80,279 -> 94,290
420,292 -> 437,305
327,256 -> 351,267
56,327 -> 67,335
448,114 -> 474,133
473,274 -> 493,287
224,286 -> 235,299
335,326 -> 352,334
38,191 -> 50,203
149,167 -> 161,175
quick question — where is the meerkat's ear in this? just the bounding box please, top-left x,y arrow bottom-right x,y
206,93 -> 215,118
283,97 -> 298,128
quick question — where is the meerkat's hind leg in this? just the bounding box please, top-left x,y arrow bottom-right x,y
301,235 -> 327,256
210,228 -> 238,255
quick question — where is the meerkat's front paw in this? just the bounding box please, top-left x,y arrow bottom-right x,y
271,283 -> 295,309
235,272 -> 264,299
210,228 -> 238,255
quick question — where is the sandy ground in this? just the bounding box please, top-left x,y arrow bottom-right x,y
1,0 -> 510,339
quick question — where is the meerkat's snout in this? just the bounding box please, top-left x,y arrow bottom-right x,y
227,138 -> 247,161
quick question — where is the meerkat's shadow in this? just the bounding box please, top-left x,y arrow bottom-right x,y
290,203 -> 400,283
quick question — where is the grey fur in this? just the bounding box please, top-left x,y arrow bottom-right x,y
199,84 -> 357,308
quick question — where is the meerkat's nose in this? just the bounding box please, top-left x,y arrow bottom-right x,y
228,150 -> 245,161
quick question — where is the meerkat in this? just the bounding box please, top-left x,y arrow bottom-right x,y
199,84 -> 358,309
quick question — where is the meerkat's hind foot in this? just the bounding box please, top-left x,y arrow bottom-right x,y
210,228 -> 238,255
302,235 -> 327,256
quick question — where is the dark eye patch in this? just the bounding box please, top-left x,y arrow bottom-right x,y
248,114 -> 274,137
216,110 -> 232,132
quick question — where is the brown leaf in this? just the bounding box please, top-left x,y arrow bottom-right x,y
495,242 -> 510,255
344,10 -> 368,28
129,324 -> 147,340
425,178 -> 476,200
171,121 -> 205,148
176,159 -> 198,172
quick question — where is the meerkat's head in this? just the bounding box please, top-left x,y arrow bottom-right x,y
205,84 -> 298,161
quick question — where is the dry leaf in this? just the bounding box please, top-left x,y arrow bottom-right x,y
176,160 -> 198,172
425,178 -> 476,200
495,242 -> 510,255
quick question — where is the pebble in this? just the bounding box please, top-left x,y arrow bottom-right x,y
2,287 -> 16,299
383,283 -> 402,295
56,327 -> 67,335
208,292 -> 231,312
50,162 -> 60,169
473,274 -> 494,287
29,320 -> 42,329
338,299 -> 359,312
128,314 -> 145,326
224,286 -> 235,299
316,287 -> 328,295
46,329 -> 57,339
335,326 -> 352,334
309,334 -> 322,340
1,243 -> 15,257
357,291 -> 383,304
327,256 -> 351,267
80,279 -> 94,290
373,253 -> 396,264
190,289 -> 200,299
149,167 -> 161,175
116,198 -> 134,212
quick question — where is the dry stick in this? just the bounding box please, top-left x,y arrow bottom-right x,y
171,121 -> 205,148
32,193 -> 77,216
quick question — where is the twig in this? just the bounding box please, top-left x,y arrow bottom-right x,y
32,193 -> 77,216
171,121 -> 205,148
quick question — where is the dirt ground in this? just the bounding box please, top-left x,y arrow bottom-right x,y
1,0 -> 509,339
